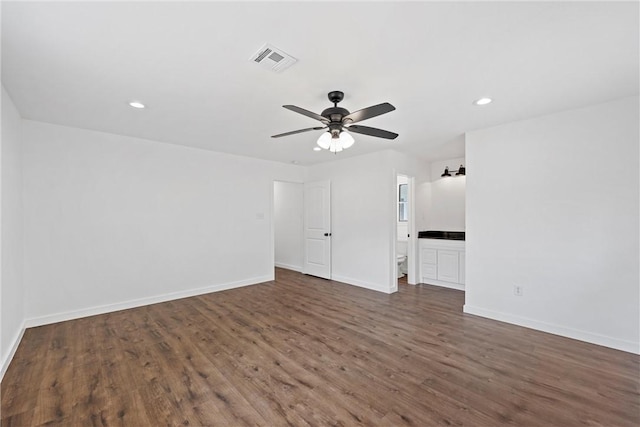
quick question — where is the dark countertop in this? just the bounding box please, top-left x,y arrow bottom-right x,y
418,231 -> 465,240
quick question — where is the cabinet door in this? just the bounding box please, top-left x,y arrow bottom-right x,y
421,248 -> 437,264
421,264 -> 437,281
437,250 -> 459,283
459,251 -> 465,285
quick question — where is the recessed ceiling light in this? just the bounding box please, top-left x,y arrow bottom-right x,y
128,101 -> 145,109
313,147 -> 321,151
473,97 -> 492,106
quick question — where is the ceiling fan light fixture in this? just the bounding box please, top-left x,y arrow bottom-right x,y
339,131 -> 354,149
317,132 -> 332,149
317,130 -> 355,152
329,139 -> 344,153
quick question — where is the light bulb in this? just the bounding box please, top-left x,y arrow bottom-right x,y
317,132 -> 331,149
339,131 -> 354,149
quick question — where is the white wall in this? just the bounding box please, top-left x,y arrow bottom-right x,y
22,120 -> 303,324
427,157 -> 466,231
306,149 -> 429,293
306,150 -> 397,293
274,181 -> 303,272
465,96 -> 639,354
1,86 -> 25,377
416,179 -> 432,232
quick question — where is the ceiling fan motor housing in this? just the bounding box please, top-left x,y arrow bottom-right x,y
321,106 -> 350,124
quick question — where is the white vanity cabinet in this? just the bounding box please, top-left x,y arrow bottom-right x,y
419,239 -> 465,290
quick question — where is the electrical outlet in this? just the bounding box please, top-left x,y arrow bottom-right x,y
513,285 -> 524,296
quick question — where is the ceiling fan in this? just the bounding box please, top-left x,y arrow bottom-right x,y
272,91 -> 398,152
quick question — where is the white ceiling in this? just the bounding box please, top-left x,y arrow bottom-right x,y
2,1 -> 638,165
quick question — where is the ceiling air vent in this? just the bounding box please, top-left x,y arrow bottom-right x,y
250,43 -> 297,73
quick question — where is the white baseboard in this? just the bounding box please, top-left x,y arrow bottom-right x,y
274,262 -> 302,272
463,304 -> 640,355
420,279 -> 465,291
331,274 -> 394,294
25,275 -> 272,328
1,320 -> 26,382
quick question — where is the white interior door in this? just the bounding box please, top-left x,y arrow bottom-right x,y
303,180 -> 331,279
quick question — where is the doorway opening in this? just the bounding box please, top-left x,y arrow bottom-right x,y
272,180 -> 332,280
273,181 -> 304,274
395,174 -> 416,287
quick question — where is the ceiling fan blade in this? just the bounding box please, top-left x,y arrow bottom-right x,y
342,102 -> 395,124
283,105 -> 329,123
271,126 -> 326,138
346,125 -> 398,140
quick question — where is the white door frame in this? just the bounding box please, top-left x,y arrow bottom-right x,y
272,180 -> 306,277
407,176 -> 417,285
393,172 -> 417,288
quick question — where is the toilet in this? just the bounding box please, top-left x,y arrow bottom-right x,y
397,254 -> 407,278
397,241 -> 408,278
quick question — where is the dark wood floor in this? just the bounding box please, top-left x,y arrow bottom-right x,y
2,268 -> 639,426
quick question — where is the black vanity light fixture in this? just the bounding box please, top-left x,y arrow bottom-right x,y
441,165 -> 466,177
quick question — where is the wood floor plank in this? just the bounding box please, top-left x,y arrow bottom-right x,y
2,268 -> 639,426
205,287 -> 500,425
187,297 -> 385,425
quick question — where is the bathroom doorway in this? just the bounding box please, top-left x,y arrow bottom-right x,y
273,181 -> 304,274
396,174 -> 416,286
